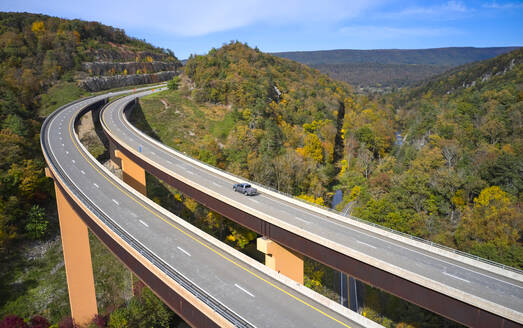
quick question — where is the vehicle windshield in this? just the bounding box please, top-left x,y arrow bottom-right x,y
245,184 -> 251,188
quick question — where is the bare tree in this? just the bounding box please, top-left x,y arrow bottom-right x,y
441,141 -> 459,170
357,146 -> 373,179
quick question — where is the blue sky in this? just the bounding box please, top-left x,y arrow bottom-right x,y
1,0 -> 521,59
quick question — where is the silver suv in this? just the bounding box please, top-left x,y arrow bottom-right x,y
233,183 -> 258,196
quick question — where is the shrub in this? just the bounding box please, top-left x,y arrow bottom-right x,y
0,315 -> 28,328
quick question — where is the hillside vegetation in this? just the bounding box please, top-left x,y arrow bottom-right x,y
274,47 -> 519,90
368,48 -> 522,265
184,41 -> 353,196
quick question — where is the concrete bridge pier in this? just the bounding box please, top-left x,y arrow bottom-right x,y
114,149 -> 146,196
257,237 -> 304,284
113,149 -> 147,295
46,168 -> 98,326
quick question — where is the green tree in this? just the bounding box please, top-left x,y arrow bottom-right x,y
107,308 -> 128,328
25,205 -> 48,240
167,76 -> 181,90
2,114 -> 28,137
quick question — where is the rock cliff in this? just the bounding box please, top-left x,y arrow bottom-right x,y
82,61 -> 179,76
80,71 -> 178,92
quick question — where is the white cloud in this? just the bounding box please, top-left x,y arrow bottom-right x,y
150,0 -> 382,36
339,25 -> 460,39
13,0 -> 381,37
482,1 -> 523,9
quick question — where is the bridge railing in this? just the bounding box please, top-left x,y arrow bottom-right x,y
121,99 -> 523,276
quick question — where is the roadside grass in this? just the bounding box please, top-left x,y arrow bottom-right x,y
210,110 -> 236,140
39,82 -> 86,117
134,89 -> 231,157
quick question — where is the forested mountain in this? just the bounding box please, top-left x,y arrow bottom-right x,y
273,47 -> 519,90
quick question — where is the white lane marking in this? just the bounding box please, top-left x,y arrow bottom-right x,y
357,240 -> 377,249
93,183 -> 99,188
81,170 -> 86,175
212,182 -> 221,187
250,198 -> 260,204
317,215 -> 523,289
293,216 -> 310,224
235,284 -> 255,297
139,220 -> 149,228
112,199 -> 119,206
72,160 -> 75,164
58,132 -> 61,135
62,143 -> 64,147
59,137 -> 62,140
151,151 -> 156,155
443,271 -> 471,283
129,212 -> 138,218
177,246 -> 191,257
186,170 -> 195,175
65,151 -> 69,154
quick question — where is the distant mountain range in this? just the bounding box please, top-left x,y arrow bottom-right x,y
272,47 -> 520,91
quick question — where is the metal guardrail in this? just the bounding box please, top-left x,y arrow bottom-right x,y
119,96 -> 523,277
41,96 -> 254,328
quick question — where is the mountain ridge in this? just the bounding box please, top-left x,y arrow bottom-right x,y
272,46 -> 520,65
272,46 -> 520,90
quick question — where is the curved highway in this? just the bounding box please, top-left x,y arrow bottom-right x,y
100,91 -> 523,328
41,87 -> 378,328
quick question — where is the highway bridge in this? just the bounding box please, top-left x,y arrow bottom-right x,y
41,86 -> 379,328
99,91 -> 523,328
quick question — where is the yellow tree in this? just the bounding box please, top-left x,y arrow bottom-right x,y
31,21 -> 45,34
456,186 -> 522,253
297,133 -> 323,163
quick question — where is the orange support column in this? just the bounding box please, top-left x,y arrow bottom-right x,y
47,169 -> 98,326
112,150 -> 147,296
115,149 -> 146,195
257,237 -> 304,284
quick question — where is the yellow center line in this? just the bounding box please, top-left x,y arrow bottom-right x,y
65,98 -> 352,328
